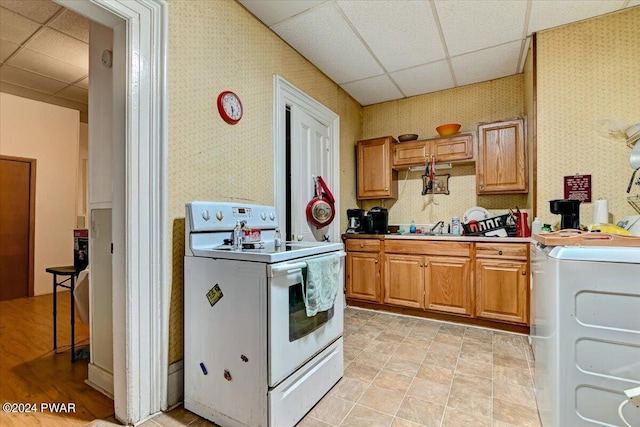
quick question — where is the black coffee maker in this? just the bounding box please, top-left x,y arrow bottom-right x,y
367,207 -> 389,234
346,208 -> 366,233
550,199 -> 582,229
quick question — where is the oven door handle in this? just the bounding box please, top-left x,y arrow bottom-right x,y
270,261 -> 308,274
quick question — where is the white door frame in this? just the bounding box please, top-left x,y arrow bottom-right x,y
272,75 -> 340,242
54,0 -> 169,424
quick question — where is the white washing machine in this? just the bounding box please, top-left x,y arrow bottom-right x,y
531,243 -> 640,426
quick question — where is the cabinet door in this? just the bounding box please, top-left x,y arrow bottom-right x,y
393,140 -> 429,169
357,137 -> 398,199
475,259 -> 528,324
424,256 -> 472,315
346,252 -> 381,302
384,254 -> 424,309
431,133 -> 474,163
476,119 -> 527,194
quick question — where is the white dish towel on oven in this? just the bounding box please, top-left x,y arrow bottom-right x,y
304,253 -> 340,317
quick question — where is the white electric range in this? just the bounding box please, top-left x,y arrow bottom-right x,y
184,201 -> 345,427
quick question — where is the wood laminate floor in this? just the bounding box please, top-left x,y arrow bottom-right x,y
0,292 -> 114,426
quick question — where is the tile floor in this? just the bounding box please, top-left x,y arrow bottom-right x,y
90,307 -> 541,427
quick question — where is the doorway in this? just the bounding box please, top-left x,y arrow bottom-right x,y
0,155 -> 36,301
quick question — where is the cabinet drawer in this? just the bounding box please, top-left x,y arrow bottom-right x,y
385,240 -> 471,257
431,133 -> 474,163
346,239 -> 381,252
475,243 -> 528,260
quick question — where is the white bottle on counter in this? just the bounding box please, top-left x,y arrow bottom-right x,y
451,216 -> 461,235
531,217 -> 542,235
233,220 -> 243,249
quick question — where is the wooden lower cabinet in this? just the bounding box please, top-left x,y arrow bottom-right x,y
475,258 -> 528,324
425,256 -> 472,316
346,251 -> 381,302
384,254 -> 424,309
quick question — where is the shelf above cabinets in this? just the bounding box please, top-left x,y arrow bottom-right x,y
392,132 -> 475,169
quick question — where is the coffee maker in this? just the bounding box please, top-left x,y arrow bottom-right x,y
550,199 -> 582,229
367,207 -> 389,234
346,208 -> 366,233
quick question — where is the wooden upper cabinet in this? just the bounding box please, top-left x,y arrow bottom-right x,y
476,118 -> 527,194
357,136 -> 398,200
430,133 -> 474,163
393,140 -> 428,168
392,133 -> 474,169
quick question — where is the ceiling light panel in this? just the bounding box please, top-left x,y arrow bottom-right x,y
435,0 -> 527,56
271,1 -> 382,84
528,0 -> 625,34
239,0 -> 326,27
390,60 -> 454,97
341,74 -> 403,106
337,0 -> 445,72
451,40 -> 521,86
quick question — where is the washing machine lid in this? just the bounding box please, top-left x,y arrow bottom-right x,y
549,246 -> 640,263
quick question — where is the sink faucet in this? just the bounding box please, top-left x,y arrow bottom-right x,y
430,221 -> 445,234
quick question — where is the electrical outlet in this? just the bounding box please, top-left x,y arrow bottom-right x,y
625,386 -> 640,408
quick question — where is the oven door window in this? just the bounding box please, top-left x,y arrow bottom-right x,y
289,282 -> 334,342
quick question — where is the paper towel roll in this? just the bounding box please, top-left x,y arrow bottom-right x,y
593,199 -> 609,224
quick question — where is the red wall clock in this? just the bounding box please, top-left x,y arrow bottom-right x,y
217,91 -> 243,124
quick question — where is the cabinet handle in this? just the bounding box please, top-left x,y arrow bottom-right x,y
479,184 -> 484,189
375,258 -> 379,263
385,187 -> 389,191
424,262 -> 429,267
419,262 -> 423,267
522,269 -> 526,275
360,242 -> 364,248
498,250 -> 503,255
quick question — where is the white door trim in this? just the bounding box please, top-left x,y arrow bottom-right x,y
54,0 -> 169,424
273,75 -> 340,242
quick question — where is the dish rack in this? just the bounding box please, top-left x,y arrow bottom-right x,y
462,213 -> 517,236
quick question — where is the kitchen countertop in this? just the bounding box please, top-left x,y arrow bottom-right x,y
343,233 -> 532,243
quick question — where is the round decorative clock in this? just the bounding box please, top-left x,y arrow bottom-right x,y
217,91 -> 243,124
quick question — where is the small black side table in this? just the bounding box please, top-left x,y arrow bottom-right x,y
45,266 -> 79,362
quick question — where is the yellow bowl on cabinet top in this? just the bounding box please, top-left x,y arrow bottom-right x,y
436,123 -> 461,137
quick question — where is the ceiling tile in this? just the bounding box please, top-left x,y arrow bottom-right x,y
340,75 -> 403,106
239,0 -> 326,27
338,0 -> 445,73
50,9 -> 89,43
0,64 -> 67,93
56,84 -> 87,103
26,27 -> 88,69
43,94 -> 86,112
0,7 -> 41,45
391,60 -> 454,97
271,1 -> 382,84
528,0 -> 626,34
0,80 -> 49,101
0,0 -> 61,24
10,48 -> 87,83
0,39 -> 20,62
74,76 -> 88,89
435,0 -> 527,56
451,41 -> 521,86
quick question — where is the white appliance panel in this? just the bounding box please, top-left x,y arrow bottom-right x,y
268,254 -> 345,386
184,257 -> 268,427
531,243 -> 640,427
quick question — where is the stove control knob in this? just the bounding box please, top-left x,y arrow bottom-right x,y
260,212 -> 267,221
215,210 -> 223,221
202,209 -> 211,221
269,212 -> 275,221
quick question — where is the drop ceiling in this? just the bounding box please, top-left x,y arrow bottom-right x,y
239,0 -> 640,106
0,0 -> 88,122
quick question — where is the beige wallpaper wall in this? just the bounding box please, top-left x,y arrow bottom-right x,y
536,7 -> 640,227
360,75 -> 528,225
167,0 -> 361,362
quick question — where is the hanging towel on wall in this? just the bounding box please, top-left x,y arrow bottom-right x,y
304,253 -> 340,317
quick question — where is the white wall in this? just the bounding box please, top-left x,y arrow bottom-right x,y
0,93 -> 79,295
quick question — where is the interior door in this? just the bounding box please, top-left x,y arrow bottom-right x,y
0,156 -> 36,301
290,106 -> 333,242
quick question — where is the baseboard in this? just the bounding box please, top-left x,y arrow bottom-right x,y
86,363 -> 114,398
167,360 -> 183,408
